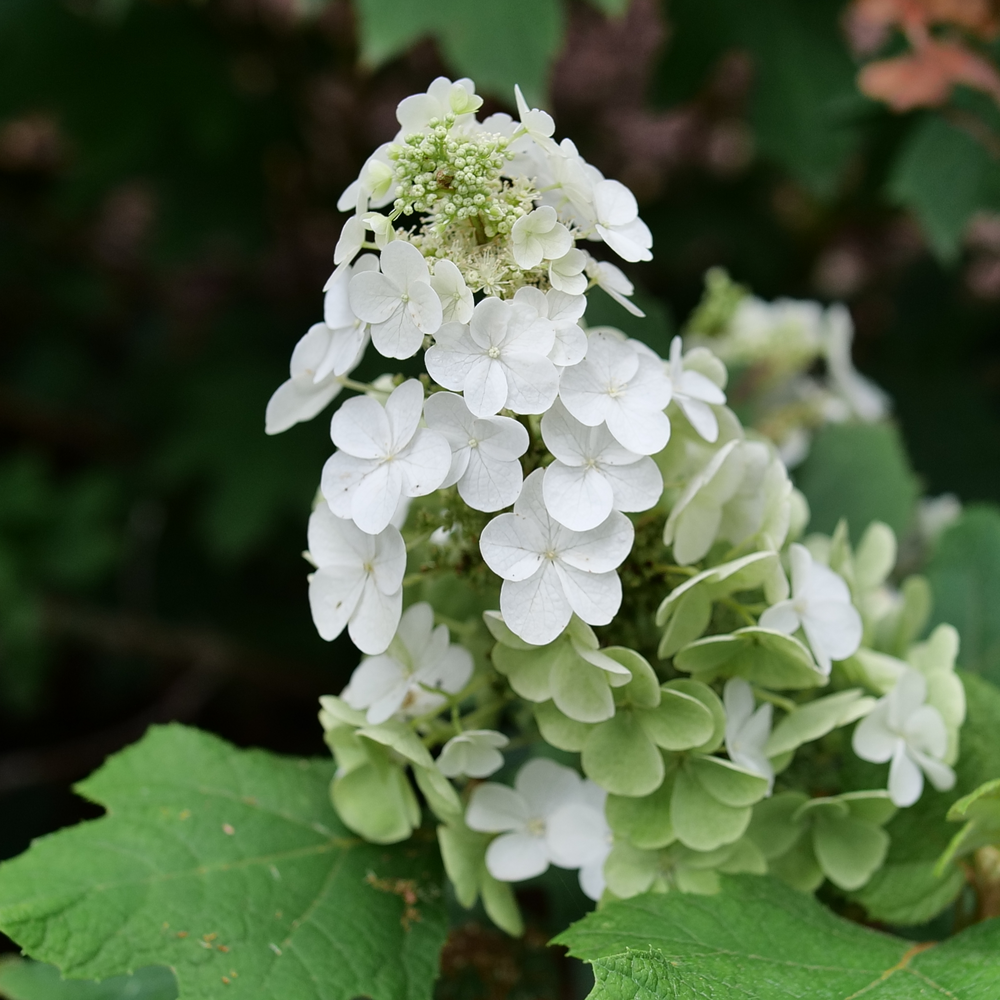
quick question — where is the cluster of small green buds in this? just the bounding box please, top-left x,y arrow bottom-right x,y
389,122 -> 521,236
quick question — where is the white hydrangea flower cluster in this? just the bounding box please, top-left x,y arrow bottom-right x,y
269,78 -> 966,928
685,269 -> 891,467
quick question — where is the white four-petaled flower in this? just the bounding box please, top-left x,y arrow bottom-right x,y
512,286 -> 588,368
511,206 -> 573,270
558,330 -> 672,455
423,391 -> 528,512
348,241 -> 442,360
431,258 -> 475,325
317,254 -> 379,380
265,324 -> 348,436
759,544 -> 862,674
341,602 -> 473,724
548,248 -> 588,296
321,379 -> 451,534
665,336 -> 727,443
437,729 -> 509,778
395,76 -> 481,135
466,757 -> 610,898
723,678 -> 774,792
306,505 -> 405,655
852,667 -> 955,807
541,399 -> 662,531
584,257 -> 645,317
513,84 -> 559,153
591,179 -> 653,263
479,469 -> 634,644
425,296 -> 558,417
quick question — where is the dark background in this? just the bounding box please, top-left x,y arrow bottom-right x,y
2,0 -> 1000,989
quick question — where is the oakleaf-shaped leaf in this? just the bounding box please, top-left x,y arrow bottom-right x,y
0,725 -> 447,1000
554,875 -> 1000,999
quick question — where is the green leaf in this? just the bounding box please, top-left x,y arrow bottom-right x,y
0,725 -> 447,1000
0,960 -> 176,1000
554,874 -> 1000,998
851,861 -> 967,926
939,778 -> 1000,870
352,0 -> 564,105
890,115 -> 997,263
741,0 -> 866,198
795,422 -> 919,539
927,505 -> 1000,685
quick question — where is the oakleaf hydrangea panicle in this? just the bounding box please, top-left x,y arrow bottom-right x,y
272,74 -> 968,932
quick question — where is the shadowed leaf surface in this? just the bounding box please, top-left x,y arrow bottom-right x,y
0,726 -> 447,1000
